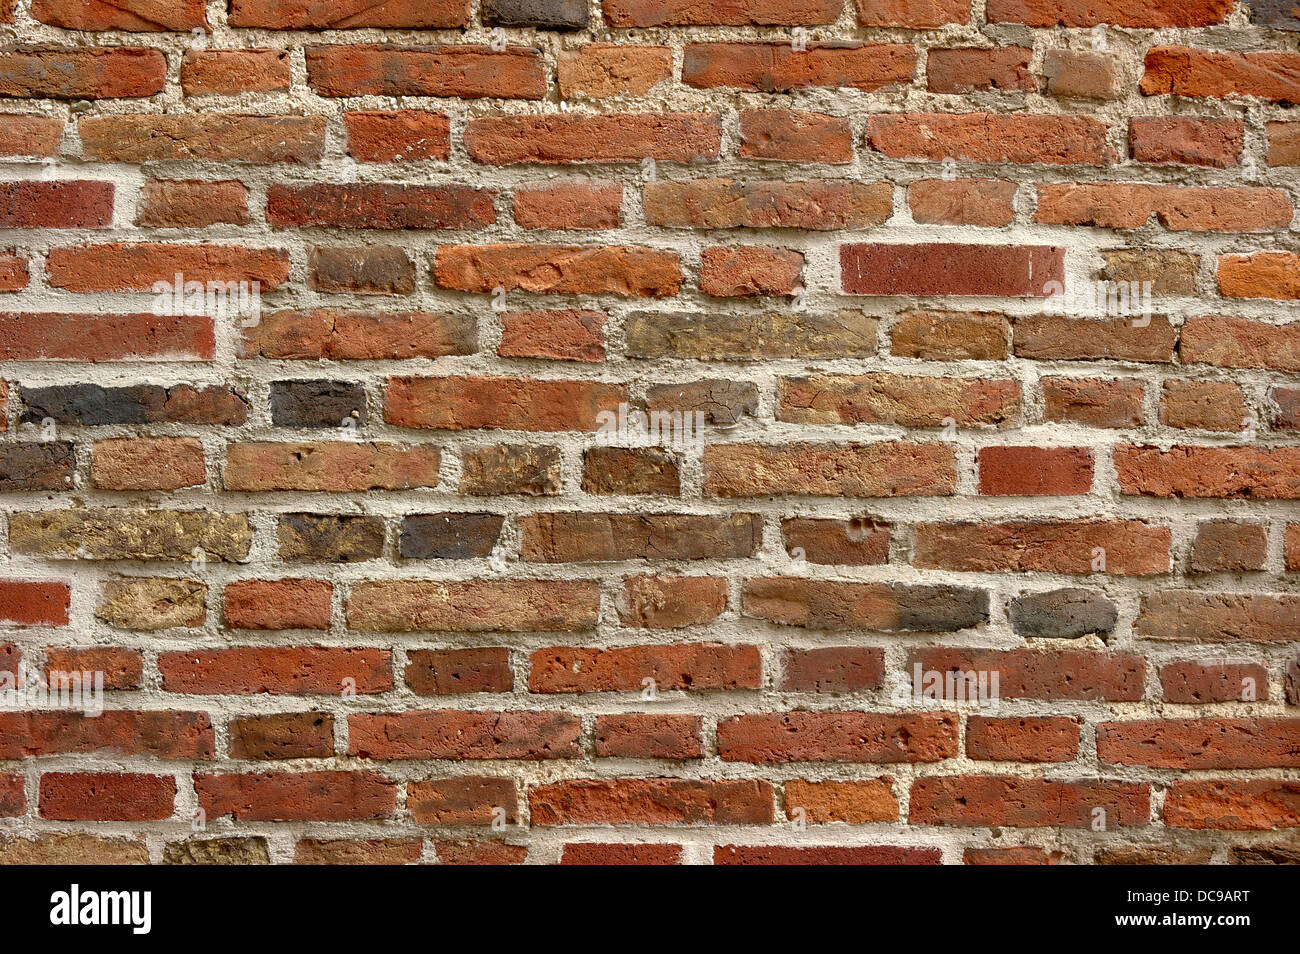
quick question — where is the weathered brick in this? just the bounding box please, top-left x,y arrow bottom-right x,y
779,373 -> 1020,427
466,114 -> 720,164
705,442 -> 956,497
1136,592 -> 1300,643
434,245 -> 682,297
9,510 -> 252,562
348,579 -> 600,632
742,579 -> 988,631
558,44 -> 672,99
683,42 -> 914,92
645,179 -> 891,230
80,115 -> 325,163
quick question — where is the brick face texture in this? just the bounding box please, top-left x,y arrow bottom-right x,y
0,0 -> 1297,868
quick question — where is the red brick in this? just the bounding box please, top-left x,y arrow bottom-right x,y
700,246 -> 802,297
39,773 -> 175,821
137,180 -> 249,228
927,47 -> 1033,93
1180,316 -> 1300,370
1015,315 -> 1176,363
914,519 -> 1169,575
530,778 -> 774,825
1041,377 -> 1144,428
407,777 -> 517,825
645,179 -> 891,230
1099,719 -> 1300,768
1143,46 -> 1300,102
348,579 -> 599,633
225,441 -> 440,492
560,843 -> 682,864
0,48 -> 166,98
43,648 -> 142,690
0,313 -> 214,361
498,310 -> 605,362
33,0 -> 207,29
1161,661 -> 1268,703
856,0 -> 967,26
966,716 -> 1081,762
716,844 -> 941,864
1116,445 -> 1300,499
717,711 -> 958,763
0,711 -> 213,759
738,109 -> 853,163
784,778 -> 897,823
617,575 -> 728,628
1034,183 -> 1291,232
1042,49 -> 1118,99
306,45 -> 545,99
348,710 -> 582,760
344,110 -> 450,162
387,376 -> 625,431
181,50 -> 290,95
230,0 -> 470,28
910,776 -> 1149,827
841,243 -> 1064,297
1166,780 -> 1300,830
0,581 -> 69,626
196,772 -> 395,821
530,642 -> 760,692
230,712 -> 333,760
989,0 -> 1230,25
514,182 -> 621,230
779,647 -> 885,691
867,113 -> 1112,165
595,714 -> 702,759
242,309 -> 475,360
79,115 -> 326,163
908,178 -> 1016,226
910,648 -> 1145,701
1219,251 -> 1300,300
1129,117 -> 1243,167
267,184 -> 496,230
405,648 -> 513,696
1136,592 -> 1300,643
0,115 -> 62,156
604,0 -> 841,25
158,647 -> 392,695
224,579 -> 333,630
976,446 -> 1094,495
46,243 -> 289,293
0,182 -> 113,229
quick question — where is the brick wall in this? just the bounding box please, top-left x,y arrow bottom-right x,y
0,0 -> 1297,865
